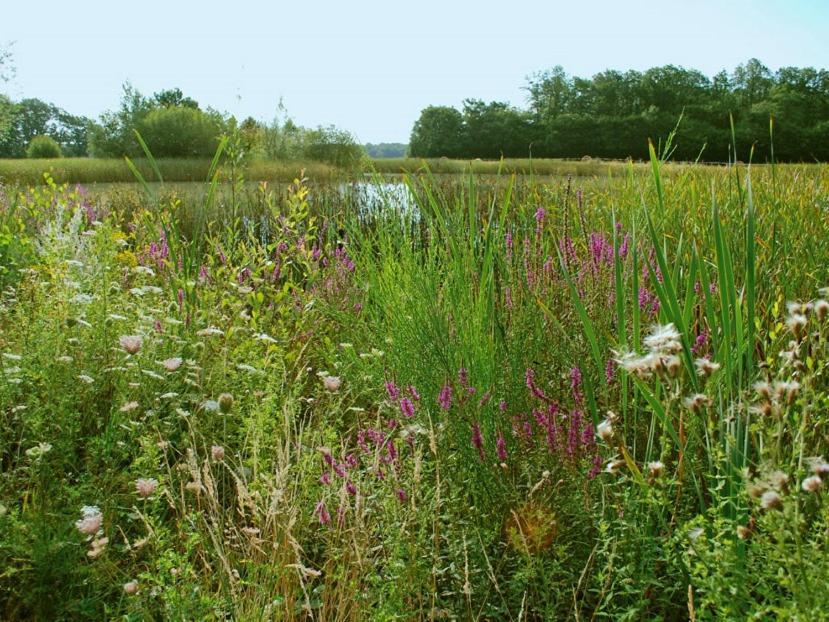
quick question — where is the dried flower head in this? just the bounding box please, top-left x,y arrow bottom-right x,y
760,490 -> 782,511
802,475 -> 823,493
211,445 -> 225,461
123,580 -> 139,595
695,357 -> 721,378
218,393 -> 234,413
323,376 -> 342,392
119,335 -> 142,355
647,461 -> 665,478
683,393 -> 710,413
596,418 -> 614,442
643,323 -> 682,353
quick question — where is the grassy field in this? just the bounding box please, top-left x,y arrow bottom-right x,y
0,157 -> 342,185
1,154 -> 828,619
0,155 -> 719,187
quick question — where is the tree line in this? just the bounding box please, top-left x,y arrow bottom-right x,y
409,59 -> 829,162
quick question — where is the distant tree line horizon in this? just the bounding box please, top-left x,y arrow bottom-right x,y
409,59 -> 829,162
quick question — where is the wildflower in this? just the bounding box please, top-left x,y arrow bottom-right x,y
135,478 -> 158,499
815,299 -> 829,321
807,457 -> 829,475
385,380 -> 401,400
786,313 -> 808,339
774,381 -> 800,404
760,490 -> 782,510
753,382 -> 772,399
218,393 -> 234,413
496,432 -> 508,461
471,422 -> 485,460
75,506 -> 103,535
396,488 -> 408,502
408,385 -> 421,401
196,326 -> 224,337
683,393 -> 710,413
123,580 -> 139,595
161,357 -> 183,372
695,357 -> 720,378
613,349 -> 660,379
323,376 -> 342,392
438,384 -> 452,411
119,335 -> 142,355
346,481 -> 357,495
25,442 -> 53,459
736,525 -> 752,540
664,355 -> 682,377
78,374 -> 94,384
400,397 -> 415,418
314,500 -> 331,525
647,461 -> 665,478
768,471 -> 790,490
604,458 -> 625,475
202,400 -> 220,413
643,323 -> 681,353
87,536 -> 109,558
596,418 -> 613,442
211,445 -> 225,461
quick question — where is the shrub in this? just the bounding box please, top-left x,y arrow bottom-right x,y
25,135 -> 62,159
303,125 -> 364,168
135,107 -> 223,158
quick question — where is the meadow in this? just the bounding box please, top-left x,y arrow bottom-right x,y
1,146 -> 828,620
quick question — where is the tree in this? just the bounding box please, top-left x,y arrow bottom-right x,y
26,135 -> 62,158
409,106 -> 464,158
0,98 -> 91,158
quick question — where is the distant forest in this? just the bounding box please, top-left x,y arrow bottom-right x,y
364,143 -> 407,158
409,59 -> 829,162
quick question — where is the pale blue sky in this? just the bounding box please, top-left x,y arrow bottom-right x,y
2,0 -> 828,143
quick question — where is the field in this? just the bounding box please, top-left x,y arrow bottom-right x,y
0,156 -> 686,187
1,151 -> 829,620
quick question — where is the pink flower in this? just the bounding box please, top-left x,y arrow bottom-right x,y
323,376 -> 342,392
211,445 -> 225,461
75,506 -> 103,535
315,500 -> 331,525
119,335 -> 142,355
396,488 -> 408,502
438,384 -> 452,411
123,580 -> 139,595
135,478 -> 158,498
400,397 -> 415,418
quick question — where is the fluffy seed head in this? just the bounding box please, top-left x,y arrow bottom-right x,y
123,580 -> 139,595
802,475 -> 823,493
760,490 -> 782,510
75,506 -> 103,535
596,419 -> 613,442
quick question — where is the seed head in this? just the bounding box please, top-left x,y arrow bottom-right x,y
760,490 -> 782,511
596,418 -> 614,442
211,445 -> 225,461
647,461 -> 665,478
802,475 -> 823,493
75,506 -> 103,535
123,580 -> 139,595
218,393 -> 234,413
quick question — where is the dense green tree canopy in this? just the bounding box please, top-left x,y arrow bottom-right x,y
410,59 -> 829,161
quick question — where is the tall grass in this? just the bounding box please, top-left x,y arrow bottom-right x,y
0,155 -> 828,619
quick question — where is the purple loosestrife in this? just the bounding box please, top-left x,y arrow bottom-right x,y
438,384 -> 453,411
496,432 -> 508,461
535,207 -> 546,239
525,368 -> 548,401
408,385 -> 421,401
570,366 -> 583,403
396,488 -> 408,502
400,397 -> 415,418
471,422 -> 485,461
314,501 -> 331,525
385,380 -> 401,401
605,358 -> 616,383
693,330 -> 709,355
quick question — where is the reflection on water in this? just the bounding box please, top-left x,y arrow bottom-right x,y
338,180 -> 416,213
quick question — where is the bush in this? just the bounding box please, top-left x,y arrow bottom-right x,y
135,107 -> 223,158
25,135 -> 62,159
303,125 -> 364,168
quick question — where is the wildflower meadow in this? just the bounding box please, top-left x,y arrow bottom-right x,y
1,140 -> 829,620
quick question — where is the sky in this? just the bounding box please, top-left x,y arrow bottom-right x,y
2,0 -> 828,143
